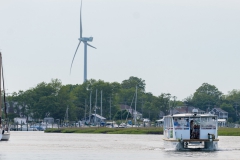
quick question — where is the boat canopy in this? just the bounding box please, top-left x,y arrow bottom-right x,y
164,113 -> 217,118
156,119 -> 164,122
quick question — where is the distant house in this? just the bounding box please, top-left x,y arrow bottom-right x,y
120,104 -> 132,111
172,106 -> 205,115
44,117 -> 54,124
210,108 -> 228,120
14,117 -> 27,124
89,114 -> 106,124
218,119 -> 226,127
120,104 -> 142,120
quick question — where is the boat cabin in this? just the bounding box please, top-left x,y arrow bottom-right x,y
164,112 -> 218,140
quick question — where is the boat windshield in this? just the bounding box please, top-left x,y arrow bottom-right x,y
173,117 -> 217,129
201,117 -> 217,129
173,117 -> 189,129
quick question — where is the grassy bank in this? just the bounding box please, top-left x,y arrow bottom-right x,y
45,127 -> 240,136
218,128 -> 240,136
45,127 -> 163,134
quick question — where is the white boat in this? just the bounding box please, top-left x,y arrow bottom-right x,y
106,121 -> 118,128
1,130 -> 10,141
118,123 -> 127,128
163,109 -> 219,151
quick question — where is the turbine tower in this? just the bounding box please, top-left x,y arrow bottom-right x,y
70,0 -> 96,82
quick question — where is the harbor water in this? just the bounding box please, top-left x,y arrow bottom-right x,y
0,131 -> 240,160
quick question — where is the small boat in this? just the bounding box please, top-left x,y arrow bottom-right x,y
2,129 -> 10,140
163,109 -> 219,151
105,121 -> 118,128
118,123 -> 127,128
0,52 -> 10,141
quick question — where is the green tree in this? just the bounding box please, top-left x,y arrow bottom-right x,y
113,109 -> 131,121
192,83 -> 222,111
121,76 -> 146,92
157,93 -> 171,116
220,103 -> 236,121
222,89 -> 240,122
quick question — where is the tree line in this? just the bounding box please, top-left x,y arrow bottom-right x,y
5,77 -> 240,123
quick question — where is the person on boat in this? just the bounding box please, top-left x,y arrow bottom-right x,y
174,119 -> 179,126
190,120 -> 194,138
185,119 -> 190,127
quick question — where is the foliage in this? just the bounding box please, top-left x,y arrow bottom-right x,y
191,83 -> 222,111
121,76 -> 146,92
113,110 -> 131,121
5,77 -> 240,123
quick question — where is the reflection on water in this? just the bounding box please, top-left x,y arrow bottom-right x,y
0,132 -> 239,160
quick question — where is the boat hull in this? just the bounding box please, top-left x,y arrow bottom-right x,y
163,139 -> 218,151
1,132 -> 10,141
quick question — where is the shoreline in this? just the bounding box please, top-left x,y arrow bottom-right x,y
45,127 -> 163,134
44,127 -> 240,136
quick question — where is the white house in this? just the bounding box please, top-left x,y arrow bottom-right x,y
44,117 -> 54,124
120,104 -> 142,120
210,108 -> 228,120
88,114 -> 106,124
14,117 -> 27,124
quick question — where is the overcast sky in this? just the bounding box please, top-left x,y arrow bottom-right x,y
1,0 -> 240,100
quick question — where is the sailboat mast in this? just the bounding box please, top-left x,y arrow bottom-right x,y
95,89 -> 97,124
2,65 -> 7,119
66,106 -> 69,122
110,96 -> 111,121
95,89 -> 97,110
134,85 -> 137,125
84,99 -> 86,121
0,52 -> 2,127
89,90 -> 92,123
101,90 -> 102,116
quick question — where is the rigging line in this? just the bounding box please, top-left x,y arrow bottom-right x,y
125,92 -> 136,123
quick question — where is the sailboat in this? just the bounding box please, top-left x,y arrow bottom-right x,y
0,52 -> 10,141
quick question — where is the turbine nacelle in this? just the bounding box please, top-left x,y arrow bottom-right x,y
79,37 -> 93,42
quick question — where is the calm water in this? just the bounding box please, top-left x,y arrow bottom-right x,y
0,132 -> 239,160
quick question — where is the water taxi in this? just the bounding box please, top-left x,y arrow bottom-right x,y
163,109 -> 219,151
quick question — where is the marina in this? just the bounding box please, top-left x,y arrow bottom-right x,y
0,1 -> 240,159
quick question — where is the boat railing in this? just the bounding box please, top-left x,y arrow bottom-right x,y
164,127 -> 173,139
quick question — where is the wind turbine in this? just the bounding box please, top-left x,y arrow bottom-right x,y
70,0 -> 96,82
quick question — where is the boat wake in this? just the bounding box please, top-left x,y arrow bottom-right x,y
142,147 -> 165,151
216,148 -> 240,151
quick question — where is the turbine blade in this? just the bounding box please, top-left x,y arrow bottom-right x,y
80,0 -> 82,38
87,43 -> 97,49
70,41 -> 81,74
